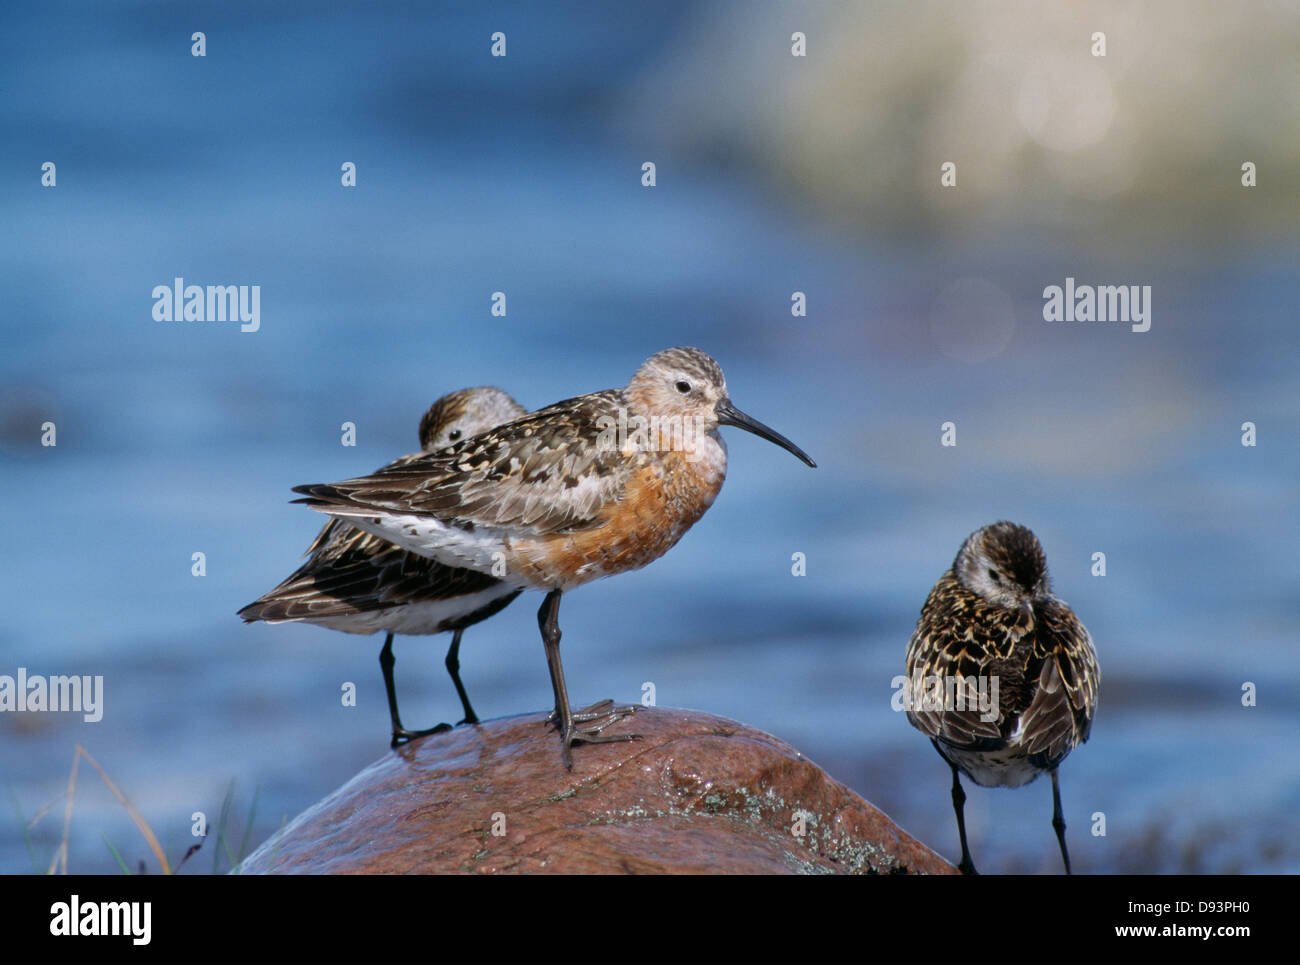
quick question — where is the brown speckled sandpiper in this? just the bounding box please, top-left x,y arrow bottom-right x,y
239,387 -> 526,746
293,347 -> 816,767
905,521 -> 1100,874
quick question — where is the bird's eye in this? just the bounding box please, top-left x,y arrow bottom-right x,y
986,568 -> 998,583
675,380 -> 691,394
449,430 -> 462,441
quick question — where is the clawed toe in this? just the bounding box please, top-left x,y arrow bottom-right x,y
390,722 -> 452,748
580,701 -> 638,723
571,729 -> 641,746
572,698 -> 619,722
556,714 -> 642,769
547,699 -> 639,727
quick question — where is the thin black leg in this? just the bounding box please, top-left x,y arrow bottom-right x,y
538,590 -> 568,721
941,751 -> 978,876
537,590 -> 638,769
1051,768 -> 1072,875
444,628 -> 478,725
379,632 -> 450,748
379,633 -> 403,737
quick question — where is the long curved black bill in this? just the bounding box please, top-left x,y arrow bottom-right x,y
716,399 -> 816,468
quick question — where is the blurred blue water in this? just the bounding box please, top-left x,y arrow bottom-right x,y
2,2 -> 1297,874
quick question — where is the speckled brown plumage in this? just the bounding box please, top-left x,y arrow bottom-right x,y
239,387 -> 527,744
238,518 -> 518,628
290,347 -> 817,768
904,520 -> 1099,874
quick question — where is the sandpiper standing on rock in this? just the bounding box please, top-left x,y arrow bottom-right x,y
904,521 -> 1099,874
239,387 -> 527,746
293,347 -> 817,767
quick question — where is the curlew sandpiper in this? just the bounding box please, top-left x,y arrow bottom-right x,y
292,347 -> 817,767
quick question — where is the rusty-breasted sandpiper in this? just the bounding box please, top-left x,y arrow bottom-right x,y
904,521 -> 1100,874
239,387 -> 527,746
292,347 -> 816,767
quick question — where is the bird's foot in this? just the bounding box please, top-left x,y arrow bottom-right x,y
546,701 -> 641,769
546,698 -> 639,727
390,722 -> 452,748
957,858 -> 979,876
558,724 -> 641,770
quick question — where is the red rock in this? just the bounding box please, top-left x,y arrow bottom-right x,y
238,707 -> 954,874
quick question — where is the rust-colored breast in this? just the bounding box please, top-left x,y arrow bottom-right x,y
507,450 -> 724,590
